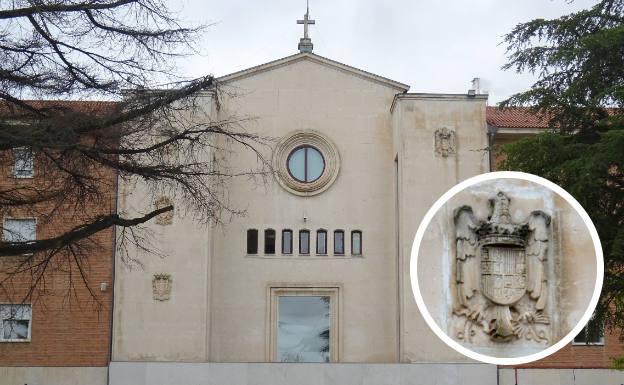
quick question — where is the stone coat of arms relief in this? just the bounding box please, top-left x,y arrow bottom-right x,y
152,273 -> 173,301
434,127 -> 456,157
453,191 -> 552,345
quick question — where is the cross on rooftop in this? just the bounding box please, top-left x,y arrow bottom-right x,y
297,0 -> 315,53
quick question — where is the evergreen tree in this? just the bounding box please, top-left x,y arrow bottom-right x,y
499,0 -> 624,341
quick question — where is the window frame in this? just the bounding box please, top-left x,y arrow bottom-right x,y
11,147 -> 34,178
2,217 -> 37,244
333,230 -> 345,255
572,316 -> 605,346
351,230 -> 362,256
281,229 -> 293,255
246,229 -> 259,255
286,145 -> 326,184
264,229 -> 276,255
299,230 -> 310,255
316,229 -> 327,255
0,304 -> 32,343
268,286 -> 340,363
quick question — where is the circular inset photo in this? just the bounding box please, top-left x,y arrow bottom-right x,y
410,171 -> 603,365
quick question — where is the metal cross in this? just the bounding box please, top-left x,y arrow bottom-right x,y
297,0 -> 315,39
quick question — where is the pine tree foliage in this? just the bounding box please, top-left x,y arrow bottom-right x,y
500,0 -> 624,342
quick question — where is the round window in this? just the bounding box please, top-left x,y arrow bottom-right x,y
287,145 -> 325,183
273,130 -> 340,196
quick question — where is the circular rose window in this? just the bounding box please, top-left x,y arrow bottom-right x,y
287,145 -> 325,183
274,131 -> 340,196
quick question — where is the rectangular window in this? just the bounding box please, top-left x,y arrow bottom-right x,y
316,230 -> 327,255
265,229 -> 276,254
351,231 -> 362,255
270,287 -> 338,363
299,230 -> 310,254
3,218 -> 36,243
278,296 -> 330,362
573,316 -> 604,345
0,304 -> 32,342
12,148 -> 33,178
334,230 -> 344,255
247,229 -> 258,254
282,230 -> 293,254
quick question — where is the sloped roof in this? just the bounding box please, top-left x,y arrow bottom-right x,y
0,100 -> 118,118
486,107 -> 550,129
217,52 -> 410,91
1,100 -> 565,131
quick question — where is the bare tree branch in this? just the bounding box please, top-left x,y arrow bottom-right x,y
0,0 -> 271,303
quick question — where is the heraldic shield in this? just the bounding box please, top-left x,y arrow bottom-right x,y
454,191 -> 551,343
480,244 -> 527,306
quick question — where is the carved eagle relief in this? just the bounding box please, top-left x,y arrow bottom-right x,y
453,191 -> 551,344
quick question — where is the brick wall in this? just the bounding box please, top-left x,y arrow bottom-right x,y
516,330 -> 624,369
0,148 -> 116,367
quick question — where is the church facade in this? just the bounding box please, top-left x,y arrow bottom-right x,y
112,50 -> 489,363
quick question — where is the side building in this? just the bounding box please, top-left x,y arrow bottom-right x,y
488,107 -> 624,384
0,101 -> 117,385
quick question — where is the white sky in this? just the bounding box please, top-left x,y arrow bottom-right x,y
176,0 -> 596,104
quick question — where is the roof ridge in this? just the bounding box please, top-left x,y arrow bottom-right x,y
217,52 -> 410,91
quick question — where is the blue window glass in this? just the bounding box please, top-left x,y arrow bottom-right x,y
277,296 -> 331,362
316,230 -> 327,254
306,147 -> 324,182
282,230 -> 293,254
334,230 -> 344,254
351,231 -> 362,255
288,147 -> 306,181
287,146 -> 325,183
299,230 -> 310,254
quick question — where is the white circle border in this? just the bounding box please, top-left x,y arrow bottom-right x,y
410,171 -> 604,366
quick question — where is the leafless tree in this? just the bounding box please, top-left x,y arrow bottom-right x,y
0,0 -> 272,304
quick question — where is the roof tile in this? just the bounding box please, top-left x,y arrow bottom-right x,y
486,106 -> 551,129
0,100 -> 118,118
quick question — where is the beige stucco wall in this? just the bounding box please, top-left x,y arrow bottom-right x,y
208,58 -> 402,362
112,56 -> 493,364
392,94 -> 490,362
417,178 -> 597,358
112,96 -> 215,362
113,56 -> 406,363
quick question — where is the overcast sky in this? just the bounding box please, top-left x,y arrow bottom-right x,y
176,0 -> 596,104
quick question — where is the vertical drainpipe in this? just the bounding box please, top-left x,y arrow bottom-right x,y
206,152 -> 216,361
206,90 -> 218,362
487,124 -> 498,172
107,166 -> 120,385
394,155 -> 401,362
